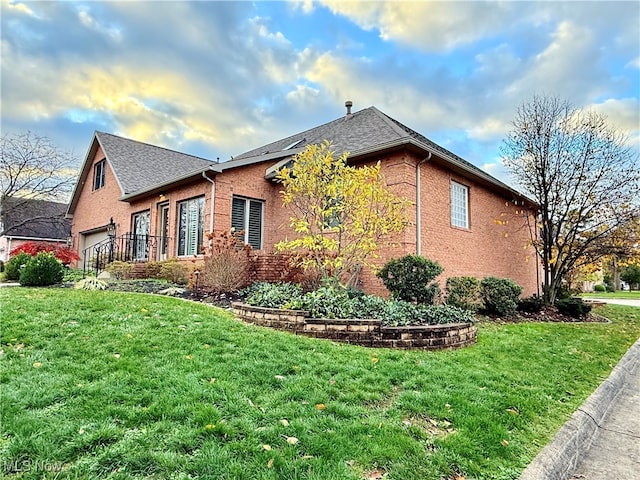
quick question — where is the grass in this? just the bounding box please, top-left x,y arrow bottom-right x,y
1,289 -> 639,480
581,290 -> 640,300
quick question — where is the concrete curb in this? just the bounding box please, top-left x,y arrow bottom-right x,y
519,338 -> 640,480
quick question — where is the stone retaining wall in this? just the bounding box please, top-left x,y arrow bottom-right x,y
231,302 -> 477,350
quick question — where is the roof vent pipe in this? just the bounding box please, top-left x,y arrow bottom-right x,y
345,100 -> 353,116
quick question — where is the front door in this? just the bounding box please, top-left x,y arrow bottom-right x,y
157,203 -> 169,260
132,211 -> 150,260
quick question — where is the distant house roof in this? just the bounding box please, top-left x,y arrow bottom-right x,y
1,197 -> 71,240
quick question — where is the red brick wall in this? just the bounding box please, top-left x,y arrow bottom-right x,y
417,158 -> 538,296
71,143 -> 538,296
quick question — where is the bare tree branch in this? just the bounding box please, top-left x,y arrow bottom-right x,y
501,95 -> 640,304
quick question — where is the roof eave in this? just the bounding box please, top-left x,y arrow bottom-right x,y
119,166 -> 218,202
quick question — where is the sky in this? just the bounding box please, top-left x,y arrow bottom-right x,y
1,0 -> 639,187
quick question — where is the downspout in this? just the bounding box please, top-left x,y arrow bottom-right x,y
416,152 -> 432,255
202,171 -> 215,234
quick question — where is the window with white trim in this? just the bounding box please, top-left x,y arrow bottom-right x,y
450,181 -> 469,229
177,196 -> 205,256
93,159 -> 106,190
231,196 -> 263,249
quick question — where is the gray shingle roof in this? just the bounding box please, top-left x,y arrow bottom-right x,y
96,132 -> 216,195
231,107 -> 525,201
1,197 -> 71,239
233,107 -> 407,161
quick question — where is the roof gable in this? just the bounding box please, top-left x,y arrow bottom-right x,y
95,132 -> 216,195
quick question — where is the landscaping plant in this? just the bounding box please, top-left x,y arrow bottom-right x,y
445,276 -> 482,312
377,255 -> 443,304
480,277 -> 523,316
555,298 -> 592,319
276,141 -> 411,287
9,240 -> 80,265
4,252 -> 32,281
199,230 -> 254,293
18,251 -> 64,286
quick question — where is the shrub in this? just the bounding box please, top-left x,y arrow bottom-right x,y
244,282 -> 304,309
517,294 -> 544,313
555,297 -> 592,319
74,278 -> 108,290
376,255 -> 443,304
0,260 -> 4,273
105,261 -> 135,280
199,230 -> 254,293
288,285 -> 355,319
139,261 -> 163,279
445,276 -> 482,312
480,277 -> 523,316
593,284 -> 606,292
157,259 -> 190,284
10,241 -> 80,265
414,304 -> 474,326
5,252 -> 32,281
19,252 -> 64,286
375,301 -> 473,326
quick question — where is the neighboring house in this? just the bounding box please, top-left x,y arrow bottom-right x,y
67,104 -> 540,295
0,197 -> 71,262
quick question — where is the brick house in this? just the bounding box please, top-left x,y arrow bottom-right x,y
67,104 -> 540,295
0,197 -> 71,262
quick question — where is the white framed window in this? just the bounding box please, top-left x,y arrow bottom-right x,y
177,196 -> 205,256
231,196 -> 263,249
451,181 -> 469,229
93,159 -> 106,190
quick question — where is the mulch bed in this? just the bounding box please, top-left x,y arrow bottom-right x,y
479,306 -> 609,324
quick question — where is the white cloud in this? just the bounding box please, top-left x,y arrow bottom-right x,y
2,0 -> 36,17
319,0 -> 511,51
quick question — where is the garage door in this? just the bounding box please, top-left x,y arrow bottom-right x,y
80,229 -> 109,267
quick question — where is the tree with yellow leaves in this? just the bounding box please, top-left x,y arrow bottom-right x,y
276,141 -> 411,286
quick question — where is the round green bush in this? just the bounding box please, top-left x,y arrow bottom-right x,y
376,255 -> 443,304
445,276 -> 482,312
593,284 -> 606,292
480,277 -> 523,316
19,252 -> 64,286
555,297 -> 592,319
5,252 -> 33,281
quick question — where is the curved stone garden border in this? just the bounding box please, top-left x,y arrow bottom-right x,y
231,302 -> 477,350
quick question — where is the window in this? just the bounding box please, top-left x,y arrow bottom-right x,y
231,196 -> 263,249
93,159 -> 106,190
131,210 -> 150,260
451,181 -> 469,229
177,196 -> 205,256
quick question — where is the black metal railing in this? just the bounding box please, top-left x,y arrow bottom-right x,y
83,233 -> 170,276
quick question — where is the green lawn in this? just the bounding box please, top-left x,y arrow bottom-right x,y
581,290 -> 640,300
1,288 -> 639,480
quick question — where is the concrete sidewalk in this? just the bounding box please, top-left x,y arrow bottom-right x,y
520,338 -> 640,480
585,298 -> 640,308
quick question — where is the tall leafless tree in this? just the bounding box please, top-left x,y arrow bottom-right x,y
0,131 -> 78,235
501,95 -> 640,304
